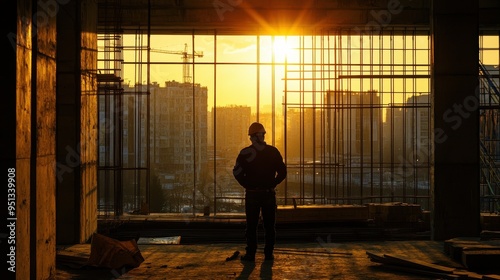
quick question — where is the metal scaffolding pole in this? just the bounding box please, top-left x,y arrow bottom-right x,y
282,29 -> 432,209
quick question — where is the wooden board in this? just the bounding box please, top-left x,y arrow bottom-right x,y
366,202 -> 422,224
481,214 -> 500,231
452,270 -> 485,280
366,251 -> 387,263
378,264 -> 461,280
276,205 -> 369,223
461,249 -> 500,270
481,230 -> 500,241
366,251 -> 460,279
444,237 -> 480,256
382,254 -> 456,274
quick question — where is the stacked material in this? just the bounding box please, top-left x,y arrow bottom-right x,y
444,237 -> 500,271
366,250 -> 500,280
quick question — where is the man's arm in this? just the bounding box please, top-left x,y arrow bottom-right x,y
274,151 -> 287,186
233,154 -> 248,188
233,146 -> 257,188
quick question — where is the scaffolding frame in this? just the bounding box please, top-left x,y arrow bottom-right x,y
479,31 -> 500,213
97,0 -> 151,217
282,29 -> 432,209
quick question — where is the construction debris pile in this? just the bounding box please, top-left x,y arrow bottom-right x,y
57,233 -> 144,271
443,235 -> 500,272
367,232 -> 500,280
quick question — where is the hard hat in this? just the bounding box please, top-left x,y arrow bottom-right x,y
248,122 -> 266,135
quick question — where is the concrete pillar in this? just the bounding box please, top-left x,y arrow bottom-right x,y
3,0 -> 57,279
32,0 -> 58,276
431,0 -> 480,240
2,1 -> 29,279
56,0 -> 98,244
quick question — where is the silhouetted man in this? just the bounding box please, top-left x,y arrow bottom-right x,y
233,122 -> 287,261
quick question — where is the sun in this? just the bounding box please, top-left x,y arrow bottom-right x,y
273,37 -> 297,62
273,37 -> 292,54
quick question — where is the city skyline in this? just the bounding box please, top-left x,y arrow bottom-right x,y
103,34 -> 500,117
114,34 -> 443,111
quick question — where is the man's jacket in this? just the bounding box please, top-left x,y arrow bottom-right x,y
233,144 -> 287,190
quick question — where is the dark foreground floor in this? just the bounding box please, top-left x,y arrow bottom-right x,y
55,239 -> 498,280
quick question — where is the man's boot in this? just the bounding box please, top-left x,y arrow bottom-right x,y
241,246 -> 256,262
264,247 -> 274,261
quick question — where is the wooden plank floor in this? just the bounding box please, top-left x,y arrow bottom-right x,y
56,240 -> 492,280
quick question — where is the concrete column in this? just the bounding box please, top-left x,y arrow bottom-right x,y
4,0 -> 57,279
2,1 -> 30,280
33,0 -> 58,277
431,1 -> 480,240
56,0 -> 98,244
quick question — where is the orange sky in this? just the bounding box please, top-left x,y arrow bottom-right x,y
98,34 -> 499,113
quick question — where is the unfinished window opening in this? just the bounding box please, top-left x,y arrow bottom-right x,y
96,30 -> 500,216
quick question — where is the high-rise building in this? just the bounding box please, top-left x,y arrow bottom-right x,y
406,94 -> 431,165
257,110 -> 284,154
383,105 -> 405,164
210,105 -> 251,161
325,90 -> 382,161
151,81 -> 208,187
285,108 -> 322,162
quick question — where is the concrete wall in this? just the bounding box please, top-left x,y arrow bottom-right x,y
56,0 -> 98,244
79,0 -> 99,243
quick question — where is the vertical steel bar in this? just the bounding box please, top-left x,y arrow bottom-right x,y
191,31 -> 196,216
213,30 -> 217,215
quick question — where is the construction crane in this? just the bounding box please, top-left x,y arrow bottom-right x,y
150,43 -> 203,83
